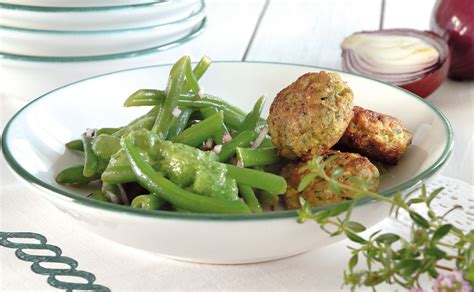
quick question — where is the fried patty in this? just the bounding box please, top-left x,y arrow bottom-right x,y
268,72 -> 354,160
281,150 -> 380,209
335,106 -> 412,165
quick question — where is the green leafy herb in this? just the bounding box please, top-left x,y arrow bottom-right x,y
297,155 -> 473,291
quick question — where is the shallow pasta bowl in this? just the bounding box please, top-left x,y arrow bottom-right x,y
1,62 -> 453,264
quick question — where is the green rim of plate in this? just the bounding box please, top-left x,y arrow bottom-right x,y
0,0 -> 179,12
0,18 -> 206,63
1,62 -> 454,221
0,0 -> 204,34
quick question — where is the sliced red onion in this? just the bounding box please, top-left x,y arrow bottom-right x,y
251,127 -> 269,149
172,107 -> 182,118
101,183 -> 122,205
116,184 -> 129,205
341,29 -> 450,98
103,189 -> 120,204
223,132 -> 232,143
213,144 -> 223,154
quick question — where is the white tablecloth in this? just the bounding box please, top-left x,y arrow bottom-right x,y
1,167 -> 472,291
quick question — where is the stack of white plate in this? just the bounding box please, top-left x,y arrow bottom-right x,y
0,0 -> 206,100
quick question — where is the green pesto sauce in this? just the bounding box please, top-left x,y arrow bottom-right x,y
157,141 -> 239,201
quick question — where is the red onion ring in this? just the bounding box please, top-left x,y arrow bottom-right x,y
341,29 -> 450,98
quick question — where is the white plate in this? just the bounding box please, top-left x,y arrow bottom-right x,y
0,0 -> 165,8
0,0 -> 201,31
2,62 -> 453,264
0,3 -> 206,57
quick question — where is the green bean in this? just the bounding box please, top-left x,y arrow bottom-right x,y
113,106 -> 159,138
123,89 -> 159,107
123,136 -> 251,214
200,107 -> 229,144
55,165 -> 101,185
96,127 -> 121,136
218,131 -> 257,162
257,190 -> 280,206
88,190 -> 109,202
131,194 -> 165,210
65,127 -> 121,152
124,89 -> 246,128
236,95 -> 265,135
225,164 -> 287,194
101,165 -> 136,184
236,147 -> 279,167
258,137 -> 275,148
238,184 -> 262,213
82,133 -> 98,177
92,134 -> 121,160
66,139 -> 84,151
152,56 -> 189,138
182,56 -> 211,93
172,111 -> 223,147
184,58 -> 200,94
166,108 -> 193,140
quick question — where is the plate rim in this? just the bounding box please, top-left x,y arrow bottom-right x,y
0,17 -> 206,63
1,61 -> 454,221
0,0 -> 182,12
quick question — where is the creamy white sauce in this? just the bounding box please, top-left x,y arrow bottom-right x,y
342,34 -> 439,73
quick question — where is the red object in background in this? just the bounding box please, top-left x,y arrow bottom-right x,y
341,29 -> 450,98
431,0 -> 474,80
401,52 -> 451,98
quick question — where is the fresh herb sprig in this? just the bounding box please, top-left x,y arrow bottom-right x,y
297,155 -> 473,291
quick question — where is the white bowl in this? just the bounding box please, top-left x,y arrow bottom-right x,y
0,0 -> 201,31
0,2 -> 206,57
2,62 -> 453,264
0,20 -> 205,101
0,0 -> 165,8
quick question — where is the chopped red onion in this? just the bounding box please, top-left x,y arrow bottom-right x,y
213,144 -> 223,154
202,138 -> 214,150
223,132 -> 232,143
85,128 -> 95,138
198,88 -> 205,99
251,127 -> 269,149
172,107 -> 182,118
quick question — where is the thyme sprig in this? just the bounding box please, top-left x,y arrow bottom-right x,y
297,155 -> 474,290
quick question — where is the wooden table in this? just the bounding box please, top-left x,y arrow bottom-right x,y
151,0 -> 473,184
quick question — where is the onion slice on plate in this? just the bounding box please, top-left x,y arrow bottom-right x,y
341,29 -> 450,98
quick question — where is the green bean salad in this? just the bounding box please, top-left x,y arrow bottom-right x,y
56,56 -> 286,214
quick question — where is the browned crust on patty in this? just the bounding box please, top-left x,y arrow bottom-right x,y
268,72 -> 353,160
335,106 -> 412,165
281,150 -> 380,209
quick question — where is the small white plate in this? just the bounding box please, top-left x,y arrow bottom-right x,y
2,62 -> 453,264
0,0 -> 201,31
0,2 -> 206,57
